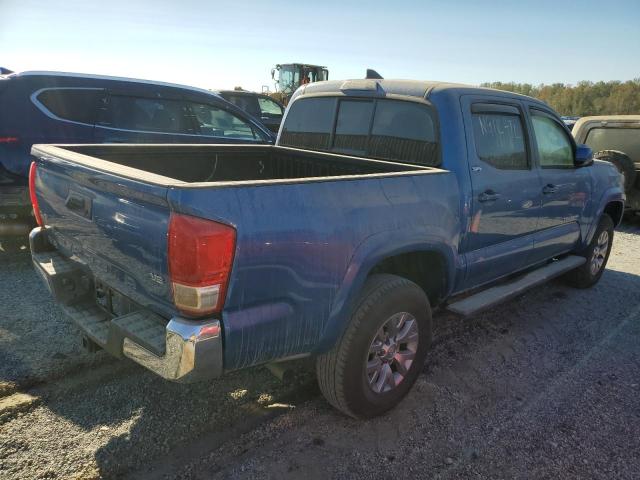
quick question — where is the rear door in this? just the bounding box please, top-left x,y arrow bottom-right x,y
525,105 -> 590,262
460,96 -> 542,288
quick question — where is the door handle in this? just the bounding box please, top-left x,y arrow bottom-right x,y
542,184 -> 559,194
478,190 -> 501,202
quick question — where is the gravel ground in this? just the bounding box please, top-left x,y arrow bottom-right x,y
1,222 -> 640,479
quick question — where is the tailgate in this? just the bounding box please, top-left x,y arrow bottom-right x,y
31,148 -> 174,318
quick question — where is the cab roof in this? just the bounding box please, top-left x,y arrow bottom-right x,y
294,78 -> 546,105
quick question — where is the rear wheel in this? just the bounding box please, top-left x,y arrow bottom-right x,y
564,214 -> 614,288
316,274 -> 432,418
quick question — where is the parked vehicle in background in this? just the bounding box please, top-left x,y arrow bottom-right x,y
0,71 -> 274,237
561,115 -> 580,130
30,79 -> 623,418
217,90 -> 285,133
573,115 -> 640,213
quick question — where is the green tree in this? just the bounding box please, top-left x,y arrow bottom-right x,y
480,80 -> 640,115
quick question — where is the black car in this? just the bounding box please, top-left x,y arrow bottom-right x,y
217,90 -> 285,133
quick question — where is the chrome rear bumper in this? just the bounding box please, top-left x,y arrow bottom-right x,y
30,226 -> 224,382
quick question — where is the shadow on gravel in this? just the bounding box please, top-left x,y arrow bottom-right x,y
0,249 -> 108,392
38,356 -> 318,478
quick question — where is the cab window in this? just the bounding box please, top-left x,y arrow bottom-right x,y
531,111 -> 574,168
471,111 -> 528,170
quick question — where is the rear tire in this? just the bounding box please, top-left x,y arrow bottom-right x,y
316,274 -> 432,418
594,150 -> 636,192
564,214 -> 614,288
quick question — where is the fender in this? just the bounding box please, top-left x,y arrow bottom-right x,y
584,186 -> 624,247
313,226 -> 460,353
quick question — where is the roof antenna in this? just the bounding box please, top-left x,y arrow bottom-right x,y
366,69 -> 383,80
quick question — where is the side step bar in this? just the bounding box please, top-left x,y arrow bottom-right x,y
447,255 -> 586,317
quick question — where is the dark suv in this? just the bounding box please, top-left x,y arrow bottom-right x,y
217,90 -> 285,133
0,71 -> 274,236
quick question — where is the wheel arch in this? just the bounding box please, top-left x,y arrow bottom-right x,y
314,230 -> 457,354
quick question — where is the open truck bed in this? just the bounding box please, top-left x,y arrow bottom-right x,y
37,144 -> 429,186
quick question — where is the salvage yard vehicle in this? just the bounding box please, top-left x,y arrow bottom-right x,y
0,71 -> 274,237
29,79 -> 624,418
573,115 -> 640,214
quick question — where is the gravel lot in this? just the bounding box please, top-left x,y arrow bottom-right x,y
1,221 -> 639,479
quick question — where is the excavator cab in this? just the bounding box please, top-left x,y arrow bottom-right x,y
271,63 -> 328,105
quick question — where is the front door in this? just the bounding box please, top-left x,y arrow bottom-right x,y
461,97 -> 542,289
525,106 -> 591,263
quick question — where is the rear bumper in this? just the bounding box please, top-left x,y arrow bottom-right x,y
30,227 -> 224,382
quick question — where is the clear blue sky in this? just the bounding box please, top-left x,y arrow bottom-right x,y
1,0 -> 639,92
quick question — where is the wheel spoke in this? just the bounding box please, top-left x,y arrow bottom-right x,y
381,363 -> 395,391
367,357 -> 382,376
393,350 -> 414,376
395,318 -> 418,344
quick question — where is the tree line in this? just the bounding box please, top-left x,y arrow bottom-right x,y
480,80 -> 640,116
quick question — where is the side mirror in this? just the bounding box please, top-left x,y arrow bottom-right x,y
574,144 -> 593,167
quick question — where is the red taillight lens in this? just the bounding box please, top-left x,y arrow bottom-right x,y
28,162 -> 44,226
0,136 -> 19,144
168,213 -> 236,316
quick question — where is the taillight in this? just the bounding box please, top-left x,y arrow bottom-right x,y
28,162 -> 44,226
0,136 -> 19,144
168,213 -> 236,317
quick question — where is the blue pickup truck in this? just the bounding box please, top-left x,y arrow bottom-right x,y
29,79 -> 624,418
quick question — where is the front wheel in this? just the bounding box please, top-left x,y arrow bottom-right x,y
564,214 -> 614,288
316,274 -> 432,418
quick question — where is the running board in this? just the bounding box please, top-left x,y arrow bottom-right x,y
447,255 -> 586,317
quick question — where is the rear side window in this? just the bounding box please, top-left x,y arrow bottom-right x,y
585,127 -> 640,163
98,96 -> 192,134
369,100 -> 437,165
280,97 -> 439,166
471,113 -> 528,169
36,89 -> 102,124
280,97 -> 337,151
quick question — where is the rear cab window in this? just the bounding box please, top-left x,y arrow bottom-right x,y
585,126 -> 640,163
280,96 -> 439,166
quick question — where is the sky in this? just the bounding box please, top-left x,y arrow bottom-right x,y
1,0 -> 639,92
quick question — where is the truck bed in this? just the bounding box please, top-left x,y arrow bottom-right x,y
34,144 -> 428,185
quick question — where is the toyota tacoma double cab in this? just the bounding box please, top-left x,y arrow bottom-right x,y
29,79 -> 624,418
